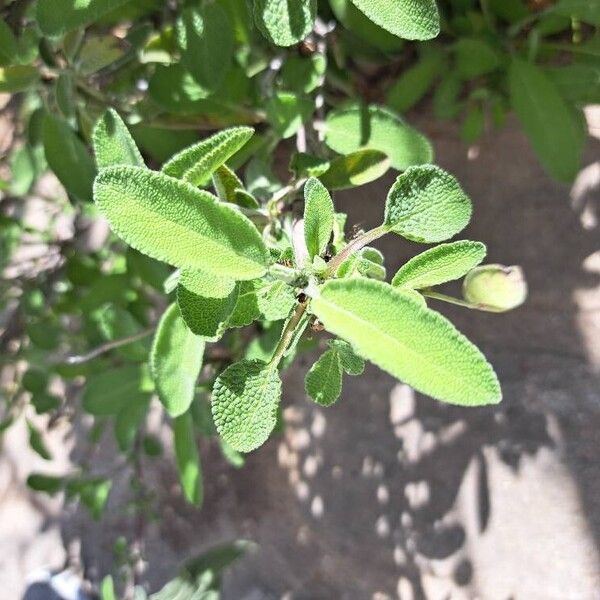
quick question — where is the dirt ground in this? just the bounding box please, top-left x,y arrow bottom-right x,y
1,113 -> 600,600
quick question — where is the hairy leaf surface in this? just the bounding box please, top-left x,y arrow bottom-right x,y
212,360 -> 282,452
305,349 -> 343,406
384,165 -> 472,243
310,279 -> 501,406
94,166 -> 269,279
392,241 -> 486,289
325,104 -> 433,171
229,280 -> 296,328
254,0 -> 316,46
93,109 -> 144,169
150,304 -> 205,417
320,149 -> 390,190
349,0 -> 440,40
304,178 -> 334,259
162,127 -> 253,186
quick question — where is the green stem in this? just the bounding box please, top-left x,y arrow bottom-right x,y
325,225 -> 389,278
422,290 -> 503,313
269,299 -> 309,368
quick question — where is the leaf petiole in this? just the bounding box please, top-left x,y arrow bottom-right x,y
268,298 -> 309,368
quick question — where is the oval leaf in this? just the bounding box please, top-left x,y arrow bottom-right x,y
254,0 -> 316,47
94,166 -> 269,279
150,304 -> 205,417
173,412 -> 203,506
384,165 -> 472,243
509,58 -> 584,182
304,178 -> 334,260
392,241 -> 486,289
82,366 -> 147,416
325,104 -> 433,171
212,359 -> 282,452
162,127 -> 253,186
319,149 -> 390,190
310,279 -> 501,406
93,109 -> 144,169
305,349 -> 343,407
349,0 -> 440,40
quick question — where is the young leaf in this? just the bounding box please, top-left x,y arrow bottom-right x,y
162,127 -> 253,186
304,178 -> 334,260
392,241 -> 486,289
280,53 -> 326,94
212,359 -> 282,452
319,149 -> 390,190
266,92 -> 314,139
212,164 -> 245,203
305,349 -> 343,406
329,339 -> 365,375
325,104 -> 433,171
173,412 -> 203,506
36,0 -> 130,36
254,0 -> 316,47
176,2 -> 233,92
82,366 -> 147,416
150,304 -> 205,418
94,166 -> 269,279
509,58 -> 584,182
177,269 -> 239,339
349,0 -> 440,40
310,279 -> 501,406
229,280 -> 296,328
463,264 -> 527,312
384,165 -> 472,243
93,109 -> 144,169
43,114 -> 96,202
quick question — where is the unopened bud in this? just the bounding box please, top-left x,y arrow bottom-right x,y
463,265 -> 527,312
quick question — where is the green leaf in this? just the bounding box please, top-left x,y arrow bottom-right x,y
325,104 -> 433,171
100,576 -> 117,600
384,165 -> 472,243
27,474 -> 64,495
150,304 -> 205,417
509,58 -> 584,182
173,412 -> 203,506
554,0 -> 600,25
78,35 -> 125,75
304,178 -> 334,260
290,152 -> 331,178
337,246 -> 386,281
310,279 -> 501,406
280,53 -> 326,93
94,166 -> 269,279
93,109 -> 144,169
454,38 -> 501,80
162,127 -> 253,186
266,91 -> 313,139
177,2 -> 234,92
82,366 -> 147,416
392,241 -> 486,289
0,19 -> 18,66
114,395 -> 150,452
229,280 -> 296,327
27,420 -> 52,460
545,64 -> 600,105
212,164 -> 245,203
319,149 -> 390,190
212,359 -> 282,452
463,264 -> 527,312
254,0 -> 316,47
305,349 -> 343,406
43,114 -> 96,202
176,269 -> 239,339
329,339 -> 365,375
386,48 -> 445,113
349,0 -> 440,40
36,0 -> 130,36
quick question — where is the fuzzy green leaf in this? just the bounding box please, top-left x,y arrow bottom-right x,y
384,165 -> 472,243
43,114 -> 96,202
304,178 -> 334,260
310,279 -> 501,406
212,164 -> 244,202
162,127 -> 254,186
463,264 -> 527,312
266,91 -> 313,139
454,38 -> 501,80
173,412 -> 203,506
305,349 -> 343,406
325,104 -> 433,171
177,269 -> 239,340
280,53 -> 326,93
177,2 -> 234,92
329,339 -> 365,375
392,241 -> 486,289
94,166 -> 269,279
212,359 -> 282,452
509,58 -> 584,182
150,304 -> 205,417
320,149 -> 390,190
93,109 -> 144,169
36,0 -> 130,36
254,0 -> 316,47
349,0 -> 440,40
82,366 -> 147,416
229,280 -> 296,327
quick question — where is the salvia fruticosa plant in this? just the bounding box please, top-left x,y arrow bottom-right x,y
0,0 -> 591,589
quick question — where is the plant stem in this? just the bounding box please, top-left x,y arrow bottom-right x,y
269,299 -> 309,368
325,225 -> 389,278
422,290 -> 503,312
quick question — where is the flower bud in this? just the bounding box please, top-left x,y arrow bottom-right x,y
463,265 -> 527,312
